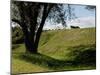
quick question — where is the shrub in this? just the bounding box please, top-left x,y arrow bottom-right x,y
68,44 -> 96,65
12,26 -> 24,44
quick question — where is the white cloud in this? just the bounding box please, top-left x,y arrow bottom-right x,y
11,22 -> 20,28
43,22 -> 64,30
43,16 -> 95,30
12,17 -> 95,30
67,16 -> 95,28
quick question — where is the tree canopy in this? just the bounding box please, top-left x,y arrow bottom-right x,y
85,5 -> 96,10
11,1 -> 73,53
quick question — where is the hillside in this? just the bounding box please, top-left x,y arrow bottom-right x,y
12,27 -> 96,74
39,28 -> 96,60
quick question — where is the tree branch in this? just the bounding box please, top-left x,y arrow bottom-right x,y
12,18 -> 21,26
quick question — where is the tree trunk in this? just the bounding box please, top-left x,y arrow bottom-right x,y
34,16 -> 46,51
22,25 -> 37,53
24,34 -> 37,53
34,4 -> 51,51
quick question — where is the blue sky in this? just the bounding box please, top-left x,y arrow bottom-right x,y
72,5 -> 95,18
12,4 -> 96,29
44,4 -> 96,30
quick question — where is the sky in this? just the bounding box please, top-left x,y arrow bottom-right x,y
43,4 -> 96,30
12,4 -> 96,30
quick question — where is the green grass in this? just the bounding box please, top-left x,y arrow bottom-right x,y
12,28 -> 96,74
12,58 -> 52,74
39,28 -> 96,60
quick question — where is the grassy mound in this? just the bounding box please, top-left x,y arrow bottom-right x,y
39,28 -> 96,60
12,28 -> 96,74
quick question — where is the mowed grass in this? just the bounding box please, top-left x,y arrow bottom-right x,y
12,44 -> 53,74
12,58 -> 52,74
12,27 -> 96,74
39,28 -> 96,60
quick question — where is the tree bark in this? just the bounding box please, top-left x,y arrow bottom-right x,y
34,4 -> 52,51
24,32 -> 37,53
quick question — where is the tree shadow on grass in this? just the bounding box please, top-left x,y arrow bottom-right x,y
18,53 -> 73,70
14,44 -> 96,70
67,44 -> 96,66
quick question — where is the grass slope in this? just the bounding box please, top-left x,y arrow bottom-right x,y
39,28 -> 96,60
12,28 -> 96,74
